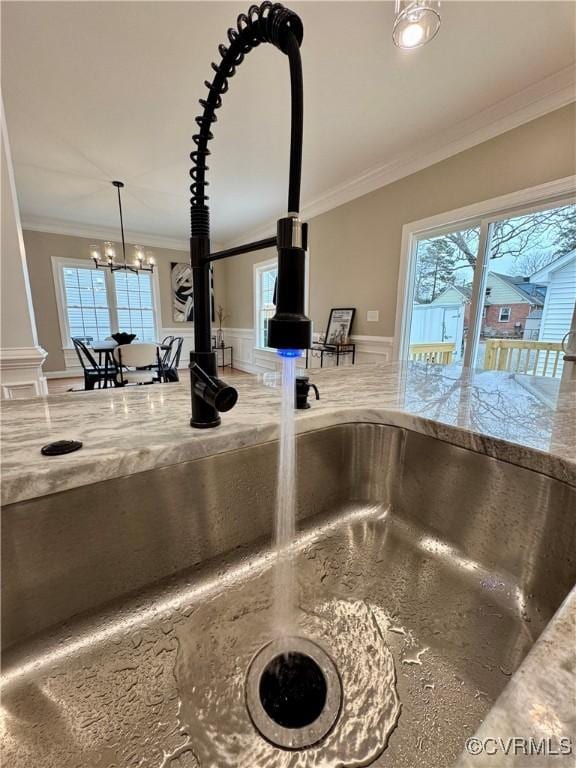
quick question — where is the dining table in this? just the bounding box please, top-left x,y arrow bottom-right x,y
91,340 -> 170,388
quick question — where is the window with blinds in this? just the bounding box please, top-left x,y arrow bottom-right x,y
255,263 -> 278,349
62,267 -> 111,344
56,261 -> 158,347
113,271 -> 155,342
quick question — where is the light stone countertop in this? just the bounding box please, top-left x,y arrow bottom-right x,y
1,361 -> 575,507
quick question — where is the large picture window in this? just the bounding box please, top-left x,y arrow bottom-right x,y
398,182 -> 576,379
54,259 -> 158,347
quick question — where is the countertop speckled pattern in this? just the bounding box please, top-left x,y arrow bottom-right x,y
1,361 -> 575,506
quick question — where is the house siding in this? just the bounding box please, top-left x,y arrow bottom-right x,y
538,260 -> 576,342
484,275 -> 529,305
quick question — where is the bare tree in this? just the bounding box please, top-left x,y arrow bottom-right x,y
439,205 -> 575,269
514,249 -> 559,276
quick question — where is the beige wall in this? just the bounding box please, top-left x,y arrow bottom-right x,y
23,230 -> 225,372
221,104 -> 576,337
1,125 -> 39,350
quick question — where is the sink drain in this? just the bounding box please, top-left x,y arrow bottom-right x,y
245,636 -> 342,750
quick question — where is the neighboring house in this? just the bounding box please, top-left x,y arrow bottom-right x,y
430,284 -> 471,328
482,272 -> 546,338
431,273 -> 546,338
530,250 -> 576,344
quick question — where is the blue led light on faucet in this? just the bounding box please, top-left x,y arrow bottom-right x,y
277,349 -> 302,358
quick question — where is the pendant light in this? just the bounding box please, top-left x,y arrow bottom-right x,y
91,181 -> 155,273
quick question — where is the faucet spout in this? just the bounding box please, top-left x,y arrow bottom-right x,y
267,215 -> 311,351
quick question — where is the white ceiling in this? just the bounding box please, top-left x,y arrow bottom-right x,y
2,1 -> 575,247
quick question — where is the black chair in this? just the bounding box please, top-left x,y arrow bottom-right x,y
160,336 -> 184,382
72,338 -> 117,390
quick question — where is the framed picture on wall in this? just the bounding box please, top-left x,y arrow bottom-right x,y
170,262 -> 215,322
325,307 -> 355,345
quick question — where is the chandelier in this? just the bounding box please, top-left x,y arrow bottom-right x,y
91,181 -> 155,273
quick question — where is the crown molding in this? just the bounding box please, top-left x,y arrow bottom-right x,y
20,215 -> 189,252
226,66 -> 576,247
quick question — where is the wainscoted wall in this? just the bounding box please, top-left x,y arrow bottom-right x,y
56,328 -> 393,378
215,329 -> 394,374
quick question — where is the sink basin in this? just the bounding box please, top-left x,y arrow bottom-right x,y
2,423 -> 575,767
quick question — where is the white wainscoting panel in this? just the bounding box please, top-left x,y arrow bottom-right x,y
226,330 -> 394,374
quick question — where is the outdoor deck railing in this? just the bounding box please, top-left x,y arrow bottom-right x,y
409,342 -> 455,364
483,339 -> 564,378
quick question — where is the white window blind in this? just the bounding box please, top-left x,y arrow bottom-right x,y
113,271 -> 155,342
255,264 -> 278,348
62,267 -> 111,344
55,260 -> 158,347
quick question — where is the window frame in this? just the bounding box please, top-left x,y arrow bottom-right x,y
253,258 -> 279,351
253,254 -> 310,351
498,307 -> 511,322
52,256 -> 160,349
394,176 -> 576,365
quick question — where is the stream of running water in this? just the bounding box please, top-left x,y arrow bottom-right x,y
273,352 -> 298,639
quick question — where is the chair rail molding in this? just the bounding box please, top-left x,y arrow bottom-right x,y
0,345 -> 48,399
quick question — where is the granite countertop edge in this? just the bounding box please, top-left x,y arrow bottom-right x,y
2,403 -> 575,507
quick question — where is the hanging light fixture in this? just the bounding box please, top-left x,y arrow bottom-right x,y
393,1 -> 441,49
91,181 -> 155,273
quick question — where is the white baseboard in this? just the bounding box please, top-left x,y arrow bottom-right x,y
0,345 -> 48,399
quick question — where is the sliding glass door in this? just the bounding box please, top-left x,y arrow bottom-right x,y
408,225 -> 479,366
471,204 -> 575,378
401,197 -> 576,379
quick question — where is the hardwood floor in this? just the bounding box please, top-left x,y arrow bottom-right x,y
46,367 -> 247,395
47,377 -> 85,395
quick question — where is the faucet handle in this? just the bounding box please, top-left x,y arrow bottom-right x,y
295,375 -> 320,410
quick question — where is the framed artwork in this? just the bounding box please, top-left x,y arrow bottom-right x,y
171,262 -> 215,323
325,307 -> 355,346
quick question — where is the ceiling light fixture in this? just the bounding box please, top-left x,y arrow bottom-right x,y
91,181 -> 155,273
393,1 -> 441,50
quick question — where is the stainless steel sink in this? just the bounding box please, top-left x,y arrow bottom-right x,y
2,424 -> 575,767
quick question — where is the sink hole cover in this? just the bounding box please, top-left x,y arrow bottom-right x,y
245,636 -> 342,750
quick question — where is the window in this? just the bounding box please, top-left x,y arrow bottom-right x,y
62,267 -> 111,344
397,182 -> 576,378
114,271 -> 156,342
254,260 -> 278,349
54,259 -> 158,346
407,224 -> 480,364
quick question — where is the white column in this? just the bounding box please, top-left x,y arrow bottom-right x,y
1,99 -> 47,398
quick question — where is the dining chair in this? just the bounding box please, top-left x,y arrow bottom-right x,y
113,344 -> 164,386
161,337 -> 184,382
72,338 -> 117,390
